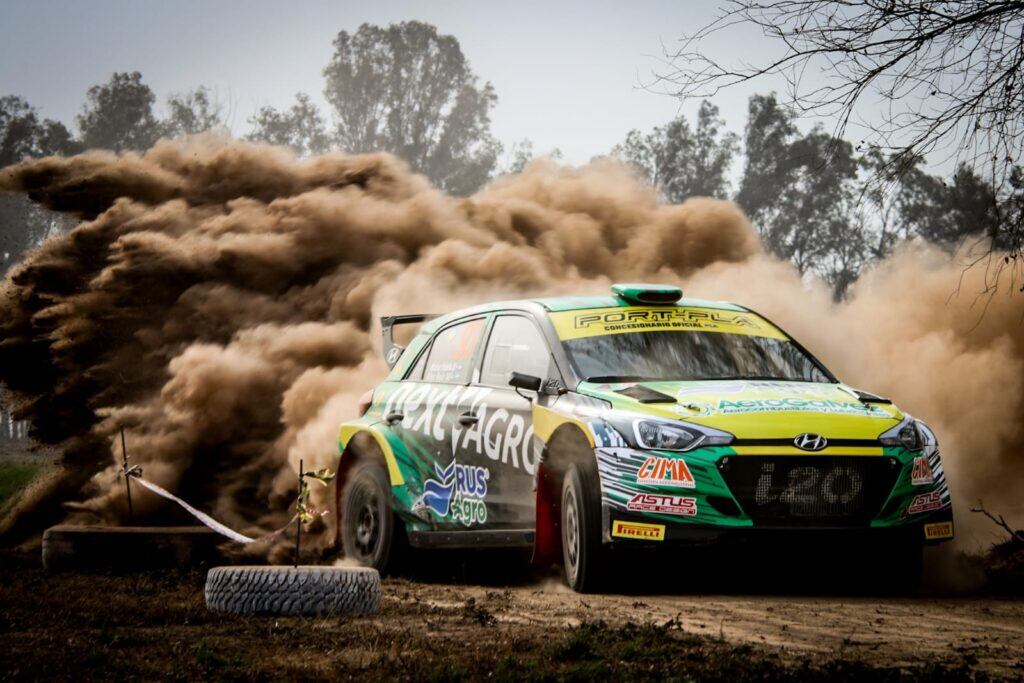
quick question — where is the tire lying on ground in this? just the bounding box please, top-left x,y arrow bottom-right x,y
205,565 -> 381,616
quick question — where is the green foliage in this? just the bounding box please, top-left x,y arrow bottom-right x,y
0,461 -> 41,509
165,87 -> 223,137
296,467 -> 335,523
0,96 -> 78,273
501,138 -> 563,175
0,95 -> 78,166
616,101 -> 738,201
323,21 -> 501,195
246,93 -> 331,156
620,92 -> 1017,299
77,71 -> 164,152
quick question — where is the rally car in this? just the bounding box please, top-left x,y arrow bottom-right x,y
335,284 -> 952,592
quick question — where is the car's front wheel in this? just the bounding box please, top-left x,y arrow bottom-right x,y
341,460 -> 405,573
561,462 -> 606,593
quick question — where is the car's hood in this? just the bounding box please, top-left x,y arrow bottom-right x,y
576,379 -> 903,440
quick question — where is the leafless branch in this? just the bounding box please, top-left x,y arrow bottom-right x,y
655,0 -> 1024,259
970,499 -> 1024,544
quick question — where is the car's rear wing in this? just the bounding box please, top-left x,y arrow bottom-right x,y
381,314 -> 439,369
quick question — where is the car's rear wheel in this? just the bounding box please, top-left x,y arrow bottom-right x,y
342,460 -> 405,573
561,462 -> 605,593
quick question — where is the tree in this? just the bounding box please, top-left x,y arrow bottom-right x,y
165,86 -> 223,137
658,0 -> 1024,260
735,95 -> 862,296
1,95 -> 77,166
617,101 -> 738,201
246,93 -> 331,157
77,72 -> 163,152
1,96 -> 78,273
500,139 -> 563,175
323,21 -> 500,194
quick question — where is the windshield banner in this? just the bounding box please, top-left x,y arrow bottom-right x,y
549,306 -> 787,341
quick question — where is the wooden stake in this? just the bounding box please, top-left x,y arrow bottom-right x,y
121,427 -> 133,520
295,459 -> 303,568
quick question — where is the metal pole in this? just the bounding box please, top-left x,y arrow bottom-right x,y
295,458 -> 303,568
121,427 -> 133,520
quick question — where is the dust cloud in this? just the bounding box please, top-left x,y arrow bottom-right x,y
0,136 -> 1019,554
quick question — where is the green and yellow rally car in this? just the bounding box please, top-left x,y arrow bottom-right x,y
335,284 -> 952,592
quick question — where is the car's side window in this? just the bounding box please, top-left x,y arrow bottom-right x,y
406,344 -> 429,380
479,315 -> 553,387
421,318 -> 485,384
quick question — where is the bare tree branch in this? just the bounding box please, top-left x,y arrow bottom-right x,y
970,499 -> 1024,544
655,1 -> 1024,263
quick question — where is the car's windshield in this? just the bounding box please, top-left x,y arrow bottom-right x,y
563,330 -> 831,383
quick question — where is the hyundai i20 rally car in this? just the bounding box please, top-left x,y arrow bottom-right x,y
336,284 -> 953,592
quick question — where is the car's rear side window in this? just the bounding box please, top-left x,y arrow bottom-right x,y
421,318 -> 485,384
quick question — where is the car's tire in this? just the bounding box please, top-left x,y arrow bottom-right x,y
561,461 -> 606,593
204,565 -> 381,616
341,460 -> 406,573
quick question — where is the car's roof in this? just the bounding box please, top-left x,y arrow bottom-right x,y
421,295 -> 749,334
532,295 -> 748,313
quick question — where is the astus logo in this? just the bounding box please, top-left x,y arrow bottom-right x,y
637,456 -> 695,489
627,493 -> 698,516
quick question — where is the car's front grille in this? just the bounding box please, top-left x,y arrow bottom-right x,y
718,456 -> 900,527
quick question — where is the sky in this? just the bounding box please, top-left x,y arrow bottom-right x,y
0,0 -> 798,166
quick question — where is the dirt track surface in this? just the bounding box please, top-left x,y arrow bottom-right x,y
414,580 -> 1024,678
3,550 -> 1023,680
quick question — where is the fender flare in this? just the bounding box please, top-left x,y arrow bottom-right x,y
532,413 -> 598,565
338,424 -> 405,486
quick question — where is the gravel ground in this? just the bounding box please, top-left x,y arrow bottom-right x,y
1,548 -> 1022,681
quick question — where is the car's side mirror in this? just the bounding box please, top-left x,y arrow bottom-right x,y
509,372 -> 542,392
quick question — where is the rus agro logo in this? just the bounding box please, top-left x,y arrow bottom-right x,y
413,460 -> 490,526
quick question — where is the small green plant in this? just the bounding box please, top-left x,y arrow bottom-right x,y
296,467 -> 335,522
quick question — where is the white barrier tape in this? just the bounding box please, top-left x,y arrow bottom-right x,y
129,475 -> 297,544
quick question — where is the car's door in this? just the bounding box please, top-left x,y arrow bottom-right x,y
384,317 -> 488,528
451,313 -> 557,528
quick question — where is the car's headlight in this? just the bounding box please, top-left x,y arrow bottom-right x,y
634,420 -> 704,451
601,412 -> 733,452
880,417 -> 923,451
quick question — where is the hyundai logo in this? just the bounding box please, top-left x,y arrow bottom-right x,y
793,433 -> 828,451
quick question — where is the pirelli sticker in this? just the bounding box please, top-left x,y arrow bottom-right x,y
611,520 -> 665,541
549,306 -> 787,341
924,521 -> 954,540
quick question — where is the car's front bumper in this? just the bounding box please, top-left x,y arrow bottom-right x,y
603,505 -> 954,546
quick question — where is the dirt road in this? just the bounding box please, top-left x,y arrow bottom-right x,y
404,579 -> 1024,678
3,548 -> 1023,680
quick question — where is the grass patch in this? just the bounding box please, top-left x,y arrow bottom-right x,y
0,461 -> 41,509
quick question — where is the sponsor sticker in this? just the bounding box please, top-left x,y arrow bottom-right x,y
907,491 -> 943,514
717,397 -> 886,417
911,457 -> 935,485
626,493 -> 697,516
637,456 -> 696,489
924,521 -> 954,540
611,520 -> 666,541
549,306 -> 787,341
412,460 -> 490,526
382,383 -> 538,475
